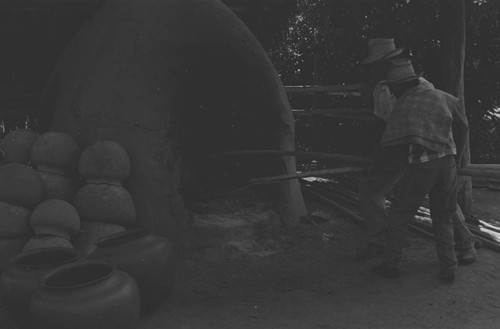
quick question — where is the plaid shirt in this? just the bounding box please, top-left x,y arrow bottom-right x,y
408,144 -> 456,164
380,83 -> 458,154
372,78 -> 434,122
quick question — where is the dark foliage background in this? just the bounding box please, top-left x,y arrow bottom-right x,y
0,0 -> 498,163
265,0 -> 500,163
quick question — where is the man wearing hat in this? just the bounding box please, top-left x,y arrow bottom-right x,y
360,38 -> 408,122
356,38 -> 407,258
356,38 -> 476,265
371,58 -> 471,283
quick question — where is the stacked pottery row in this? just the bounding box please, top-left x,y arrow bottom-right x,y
0,129 -> 41,269
0,248 -> 140,329
0,132 -> 175,320
72,142 -> 175,312
0,160 -> 46,270
26,131 -> 82,250
0,129 -> 83,262
73,140 -> 135,256
0,131 -> 137,260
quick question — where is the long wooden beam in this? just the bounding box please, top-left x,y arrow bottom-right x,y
249,166 -> 366,185
292,108 -> 375,120
292,108 -> 372,115
216,150 -> 373,164
302,179 -> 500,251
285,84 -> 361,95
461,164 -> 500,179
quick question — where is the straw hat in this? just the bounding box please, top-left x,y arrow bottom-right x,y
361,38 -> 404,64
383,59 -> 421,84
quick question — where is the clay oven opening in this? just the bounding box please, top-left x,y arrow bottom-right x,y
37,0 -> 306,240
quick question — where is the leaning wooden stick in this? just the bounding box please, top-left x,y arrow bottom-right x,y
249,166 -> 366,185
302,186 -> 365,226
217,150 -> 373,164
461,164 -> 500,179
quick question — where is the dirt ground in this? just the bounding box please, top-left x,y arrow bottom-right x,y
1,187 -> 499,329
135,187 -> 500,329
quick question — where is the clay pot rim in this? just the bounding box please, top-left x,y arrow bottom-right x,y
35,165 -> 71,176
12,247 -> 79,269
84,179 -> 123,186
30,228 -> 76,240
42,260 -> 115,290
96,228 -> 152,247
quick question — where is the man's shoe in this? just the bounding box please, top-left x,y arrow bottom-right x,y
457,248 -> 476,265
372,262 -> 400,279
355,243 -> 385,259
439,267 -> 457,284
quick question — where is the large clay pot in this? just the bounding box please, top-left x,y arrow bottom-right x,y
30,131 -> 81,174
0,248 -> 79,328
23,235 -> 74,251
30,199 -> 80,240
35,170 -> 79,201
90,228 -> 175,312
75,221 -> 126,257
79,140 -> 131,184
30,260 -> 140,329
0,163 -> 46,208
72,183 -> 136,226
0,129 -> 39,165
0,201 -> 32,238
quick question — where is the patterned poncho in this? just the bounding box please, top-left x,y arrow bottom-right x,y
380,83 -> 457,153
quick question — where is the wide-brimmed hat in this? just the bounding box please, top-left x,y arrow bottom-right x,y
360,38 -> 404,64
382,59 -> 422,84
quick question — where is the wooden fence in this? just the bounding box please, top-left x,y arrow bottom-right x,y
284,84 -> 376,121
283,84 -> 500,185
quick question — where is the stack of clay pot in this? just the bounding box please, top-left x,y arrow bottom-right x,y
24,199 -> 81,250
0,163 -> 46,270
30,131 -> 81,201
72,140 -> 136,256
0,129 -> 44,270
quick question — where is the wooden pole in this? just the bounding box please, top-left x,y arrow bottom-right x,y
249,166 -> 366,185
284,84 -> 361,94
302,180 -> 500,251
292,108 -> 372,115
303,185 -> 436,240
217,150 -> 373,164
302,186 -> 365,226
440,0 -> 472,214
460,164 -> 500,179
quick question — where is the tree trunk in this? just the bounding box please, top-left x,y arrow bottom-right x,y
440,0 -> 472,215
